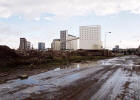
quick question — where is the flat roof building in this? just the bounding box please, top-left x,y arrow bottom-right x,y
60,30 -> 79,50
60,30 -> 68,50
27,41 -> 31,50
19,38 -> 27,50
80,25 -> 102,50
67,37 -> 79,50
51,39 -> 61,51
38,42 -> 45,50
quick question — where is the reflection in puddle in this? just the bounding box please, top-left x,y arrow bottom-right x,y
77,64 -> 80,69
0,60 -> 101,100
54,68 -> 61,71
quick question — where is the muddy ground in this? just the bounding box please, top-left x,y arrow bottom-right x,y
0,55 -> 140,100
0,60 -> 95,84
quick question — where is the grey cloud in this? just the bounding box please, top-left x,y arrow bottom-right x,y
0,0 -> 140,19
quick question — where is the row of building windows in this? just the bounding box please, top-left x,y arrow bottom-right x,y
80,31 -> 100,33
80,38 -> 99,40
80,29 -> 100,31
80,35 -> 98,37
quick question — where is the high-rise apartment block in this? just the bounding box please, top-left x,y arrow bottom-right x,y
19,38 -> 27,50
38,42 -> 45,50
19,38 -> 32,50
60,30 -> 68,50
80,25 -> 102,50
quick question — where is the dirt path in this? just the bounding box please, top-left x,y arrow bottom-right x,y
0,56 -> 140,100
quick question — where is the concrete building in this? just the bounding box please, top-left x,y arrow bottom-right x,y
80,25 -> 102,50
27,41 -> 31,50
60,30 -> 68,50
115,45 -> 119,50
66,35 -> 76,50
38,42 -> 45,50
19,38 -> 27,50
51,39 -> 61,50
67,36 -> 79,50
60,30 -> 79,50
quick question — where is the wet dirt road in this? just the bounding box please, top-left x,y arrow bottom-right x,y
0,56 -> 140,100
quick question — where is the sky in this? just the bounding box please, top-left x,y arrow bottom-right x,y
0,0 -> 140,49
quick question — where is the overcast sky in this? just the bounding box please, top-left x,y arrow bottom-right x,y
0,0 -> 140,49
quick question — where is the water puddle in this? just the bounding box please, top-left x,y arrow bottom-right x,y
0,56 -> 140,100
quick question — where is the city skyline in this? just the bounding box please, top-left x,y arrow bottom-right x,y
0,0 -> 140,49
1,1 -> 140,99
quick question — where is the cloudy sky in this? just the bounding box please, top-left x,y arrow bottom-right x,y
0,0 -> 140,49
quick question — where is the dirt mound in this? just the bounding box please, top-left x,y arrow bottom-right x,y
0,46 -> 20,69
0,45 -> 19,59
